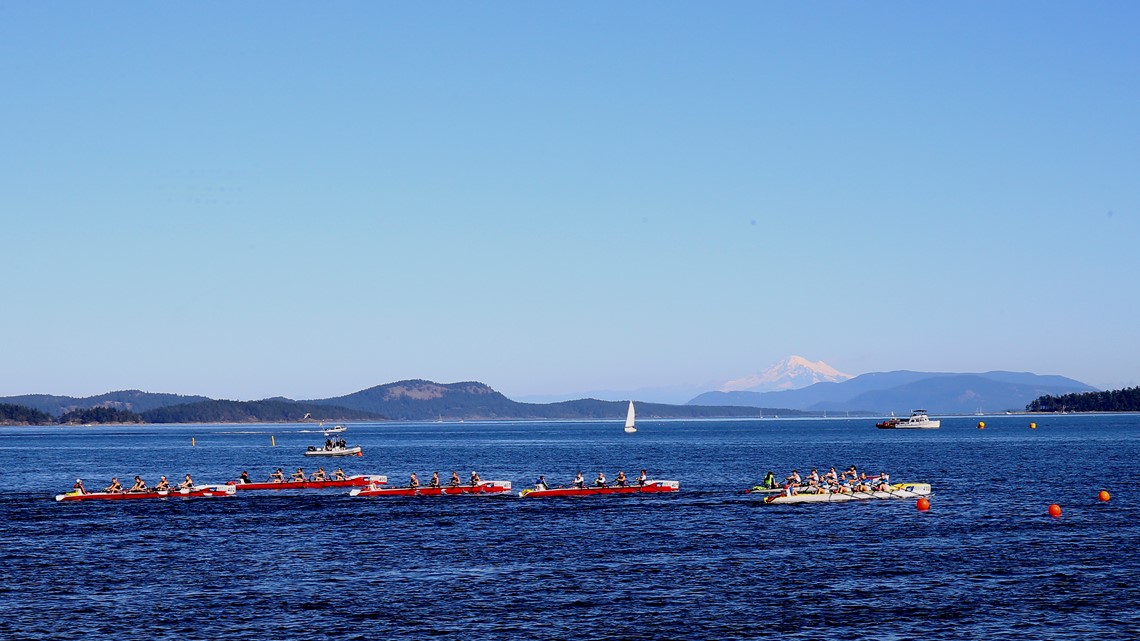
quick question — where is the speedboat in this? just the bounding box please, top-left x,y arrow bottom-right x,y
304,445 -> 363,457
227,474 -> 386,490
519,480 -> 679,497
876,410 -> 940,429
762,482 -> 931,505
322,424 -> 347,436
55,485 -> 236,502
349,480 -> 512,497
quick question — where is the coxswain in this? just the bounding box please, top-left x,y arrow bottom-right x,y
128,476 -> 148,493
290,468 -> 305,482
153,476 -> 170,491
409,472 -> 420,489
534,475 -> 549,490
103,477 -> 122,493
332,468 -> 347,481
636,469 -> 648,486
238,471 -> 251,484
614,471 -> 627,487
429,471 -> 440,488
469,471 -> 482,486
73,479 -> 87,495
594,472 -> 607,487
178,474 -> 195,490
573,471 -> 585,488
269,468 -> 286,483
761,471 -> 777,489
311,467 -> 327,482
449,471 -> 461,487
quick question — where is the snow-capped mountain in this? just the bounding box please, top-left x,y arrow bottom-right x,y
720,356 -> 853,393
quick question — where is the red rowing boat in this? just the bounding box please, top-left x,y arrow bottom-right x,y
518,480 -> 679,498
226,474 -> 387,491
55,485 -> 237,502
349,480 -> 512,497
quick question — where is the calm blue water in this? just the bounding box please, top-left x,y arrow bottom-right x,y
2,415 -> 1138,640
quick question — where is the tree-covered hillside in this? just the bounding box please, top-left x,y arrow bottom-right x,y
1027,387 -> 1140,412
141,399 -> 385,423
59,407 -> 145,424
0,403 -> 54,425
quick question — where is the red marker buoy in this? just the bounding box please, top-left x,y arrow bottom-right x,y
916,497 -> 931,511
1098,490 -> 1111,502
1048,504 -> 1062,517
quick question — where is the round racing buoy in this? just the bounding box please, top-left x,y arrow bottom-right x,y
977,421 -> 985,429
1098,490 -> 1111,502
1048,504 -> 1062,517
916,497 -> 931,511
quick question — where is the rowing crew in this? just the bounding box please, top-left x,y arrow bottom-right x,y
401,471 -> 482,490
767,466 -> 892,495
73,473 -> 196,495
534,469 -> 649,491
236,468 -> 349,484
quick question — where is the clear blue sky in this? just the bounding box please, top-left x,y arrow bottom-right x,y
2,2 -> 1137,401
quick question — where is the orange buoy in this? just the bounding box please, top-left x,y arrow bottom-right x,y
1098,490 -> 1111,502
1048,504 -> 1062,517
916,497 -> 931,511
977,421 -> 985,429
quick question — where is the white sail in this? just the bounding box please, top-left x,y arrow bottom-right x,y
624,401 -> 637,432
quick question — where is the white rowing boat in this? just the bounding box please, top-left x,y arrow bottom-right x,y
763,482 -> 931,505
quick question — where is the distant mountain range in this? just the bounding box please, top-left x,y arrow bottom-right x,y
687,370 -> 1097,414
0,381 -> 799,424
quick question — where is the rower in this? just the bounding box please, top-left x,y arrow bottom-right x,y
469,471 -> 481,486
332,468 -> 346,481
573,471 -> 585,488
534,475 -> 549,490
614,471 -> 627,487
178,474 -> 195,490
73,479 -> 87,495
429,472 -> 440,488
409,472 -> 420,489
824,467 -> 838,484
103,477 -> 122,493
636,469 -> 648,486
269,468 -> 286,482
449,471 -> 461,487
785,469 -> 801,486
238,471 -> 251,484
290,468 -> 305,482
153,475 -> 170,492
845,465 -> 858,481
311,467 -> 327,482
128,476 -> 148,493
594,472 -> 607,487
874,471 -> 890,491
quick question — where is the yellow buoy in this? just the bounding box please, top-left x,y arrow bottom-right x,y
977,421 -> 985,429
271,435 -> 276,447
191,437 -> 196,447
1030,422 -> 1036,429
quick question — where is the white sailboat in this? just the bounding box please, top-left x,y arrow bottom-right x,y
624,401 -> 637,433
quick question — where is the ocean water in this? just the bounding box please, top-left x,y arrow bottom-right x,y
1,415 -> 1138,640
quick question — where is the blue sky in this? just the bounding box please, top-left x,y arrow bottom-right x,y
2,2 -> 1137,401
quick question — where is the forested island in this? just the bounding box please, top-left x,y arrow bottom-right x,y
1026,386 -> 1140,413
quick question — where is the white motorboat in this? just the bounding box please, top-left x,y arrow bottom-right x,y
304,445 -> 362,457
876,410 -> 940,429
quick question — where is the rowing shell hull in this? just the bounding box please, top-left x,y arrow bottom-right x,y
304,446 -> 363,457
763,483 -> 931,505
519,480 -> 680,498
227,474 -> 386,491
350,481 -> 512,497
55,485 -> 237,502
